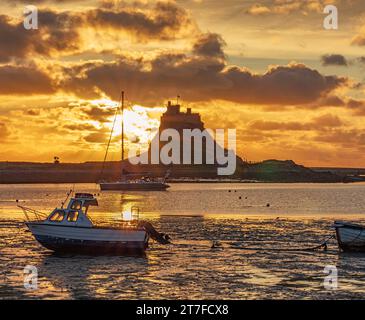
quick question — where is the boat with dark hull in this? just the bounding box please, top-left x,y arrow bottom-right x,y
100,180 -> 170,191
334,221 -> 365,252
21,193 -> 169,255
28,230 -> 148,255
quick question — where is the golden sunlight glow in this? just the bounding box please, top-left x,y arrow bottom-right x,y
122,211 -> 133,221
105,103 -> 161,148
90,98 -> 119,108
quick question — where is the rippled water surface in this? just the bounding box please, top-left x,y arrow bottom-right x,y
1,183 -> 365,299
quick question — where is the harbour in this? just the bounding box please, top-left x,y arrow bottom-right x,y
1,183 -> 365,299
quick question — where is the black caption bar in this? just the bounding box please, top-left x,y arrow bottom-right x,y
2,300 -> 363,319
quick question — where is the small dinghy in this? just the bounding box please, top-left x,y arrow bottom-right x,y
20,193 -> 169,255
334,221 -> 365,252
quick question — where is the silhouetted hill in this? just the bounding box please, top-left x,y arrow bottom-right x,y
244,160 -> 348,183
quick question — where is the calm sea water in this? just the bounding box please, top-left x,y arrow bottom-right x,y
1,183 -> 365,300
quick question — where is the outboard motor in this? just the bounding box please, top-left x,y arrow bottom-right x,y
138,221 -> 171,245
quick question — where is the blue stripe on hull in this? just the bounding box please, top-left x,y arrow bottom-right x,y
35,235 -> 148,255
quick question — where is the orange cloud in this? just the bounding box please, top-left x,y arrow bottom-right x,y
246,0 -> 326,16
248,114 -> 344,131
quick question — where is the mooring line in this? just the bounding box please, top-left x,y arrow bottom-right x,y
165,234 -> 336,253
216,235 -> 336,252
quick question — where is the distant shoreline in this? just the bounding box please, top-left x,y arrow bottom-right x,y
0,160 -> 364,184
0,180 -> 362,185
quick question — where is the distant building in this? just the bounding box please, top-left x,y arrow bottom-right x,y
159,101 -> 204,132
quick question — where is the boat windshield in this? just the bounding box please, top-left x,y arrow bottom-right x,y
49,210 -> 66,222
70,200 -> 82,210
67,211 -> 79,222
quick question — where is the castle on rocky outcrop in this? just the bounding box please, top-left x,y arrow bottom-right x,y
143,101 -> 244,177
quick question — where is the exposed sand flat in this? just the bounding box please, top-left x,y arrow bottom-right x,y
1,183 -> 365,299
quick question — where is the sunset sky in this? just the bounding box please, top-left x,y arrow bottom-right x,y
1,0 -> 365,167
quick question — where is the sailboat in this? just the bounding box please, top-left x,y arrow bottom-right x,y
99,92 -> 170,191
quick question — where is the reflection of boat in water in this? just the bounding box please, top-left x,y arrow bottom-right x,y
334,221 -> 365,252
99,91 -> 170,191
21,192 -> 170,255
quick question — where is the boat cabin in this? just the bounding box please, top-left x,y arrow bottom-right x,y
46,193 -> 98,227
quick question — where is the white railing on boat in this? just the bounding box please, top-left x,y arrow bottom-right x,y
18,205 -> 48,222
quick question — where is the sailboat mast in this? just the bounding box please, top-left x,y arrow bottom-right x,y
121,91 -> 125,163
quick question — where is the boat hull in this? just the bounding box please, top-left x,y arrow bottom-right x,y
100,182 -> 169,191
26,222 -> 149,255
334,221 -> 365,252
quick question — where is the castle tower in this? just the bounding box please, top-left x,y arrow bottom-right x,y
148,101 -> 212,165
159,101 -> 204,132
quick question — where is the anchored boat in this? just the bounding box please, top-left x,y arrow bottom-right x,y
100,174 -> 170,191
21,192 -> 170,255
334,221 -> 365,252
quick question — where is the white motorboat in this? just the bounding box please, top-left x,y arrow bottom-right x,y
334,221 -> 365,252
21,193 -> 169,255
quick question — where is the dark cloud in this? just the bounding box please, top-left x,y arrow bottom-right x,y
318,95 -> 346,107
321,54 -> 348,67
0,18 -> 349,105
317,95 -> 365,115
192,33 -> 226,59
61,47 -> 347,106
0,11 -> 82,62
0,2 -> 195,61
81,106 -> 116,122
0,4 -> 350,106
347,99 -> 365,109
347,99 -> 365,115
0,65 -> 54,95
83,132 -> 109,143
313,114 -> 344,127
221,63 -> 346,105
0,15 -> 32,62
25,109 -> 41,116
36,10 -> 84,55
88,2 -> 195,41
315,95 -> 365,115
